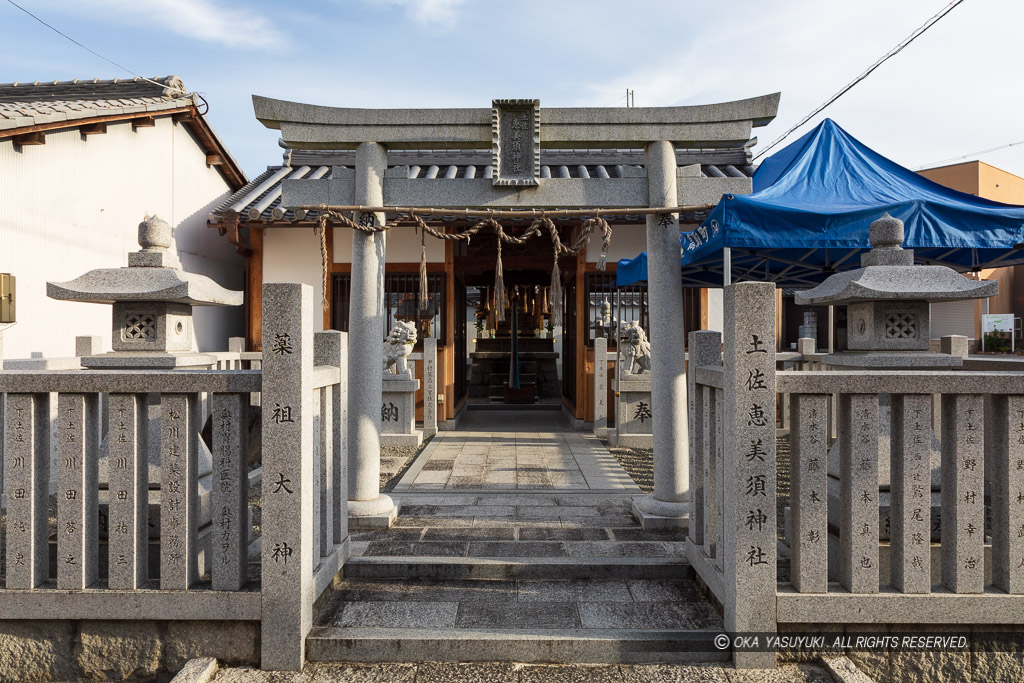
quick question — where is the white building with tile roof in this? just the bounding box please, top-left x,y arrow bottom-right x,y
0,76 -> 247,359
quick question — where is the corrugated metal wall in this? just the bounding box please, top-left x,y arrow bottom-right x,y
931,299 -> 988,340
0,117 -> 244,359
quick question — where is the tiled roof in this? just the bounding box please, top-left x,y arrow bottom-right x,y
0,76 -> 195,131
212,147 -> 755,224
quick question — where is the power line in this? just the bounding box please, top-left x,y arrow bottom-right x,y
4,0 -> 186,94
914,139 -> 1024,170
753,0 -> 968,161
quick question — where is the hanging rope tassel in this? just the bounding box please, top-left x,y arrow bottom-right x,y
494,242 -> 507,323
418,222 -> 429,312
550,258 -> 563,329
317,216 -> 330,312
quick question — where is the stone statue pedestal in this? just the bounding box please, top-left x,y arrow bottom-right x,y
611,375 -> 653,449
381,376 -> 422,448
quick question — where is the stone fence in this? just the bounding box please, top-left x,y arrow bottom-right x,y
0,283 -> 346,675
688,281 -> 1024,670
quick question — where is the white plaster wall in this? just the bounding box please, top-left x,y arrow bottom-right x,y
333,224 -> 445,265
706,288 -> 723,332
586,223 -> 646,264
0,117 -> 243,359
263,226 -> 325,331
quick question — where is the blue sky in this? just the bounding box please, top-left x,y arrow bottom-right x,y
3,0 -> 1022,182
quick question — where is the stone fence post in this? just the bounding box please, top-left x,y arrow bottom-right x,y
593,336 -> 607,436
423,338 -> 438,438
722,281 -> 777,668
261,283 -> 314,671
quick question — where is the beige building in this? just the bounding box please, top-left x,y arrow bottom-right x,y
918,161 -> 1024,348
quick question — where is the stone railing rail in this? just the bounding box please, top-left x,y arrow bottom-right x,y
687,281 -> 1024,669
0,283 -> 349,672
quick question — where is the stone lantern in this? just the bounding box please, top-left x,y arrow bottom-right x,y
47,215 -> 242,368
795,213 -> 994,368
46,216 -> 244,548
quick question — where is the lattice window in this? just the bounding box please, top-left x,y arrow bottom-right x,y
884,312 -> 917,339
124,313 -> 156,340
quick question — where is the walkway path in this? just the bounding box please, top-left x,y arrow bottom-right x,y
394,410 -> 639,492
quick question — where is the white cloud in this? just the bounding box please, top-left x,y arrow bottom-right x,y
369,0 -> 468,28
58,0 -> 288,50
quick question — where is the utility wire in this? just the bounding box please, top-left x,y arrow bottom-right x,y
914,139 -> 1024,170
753,0 -> 968,161
4,0 -> 187,95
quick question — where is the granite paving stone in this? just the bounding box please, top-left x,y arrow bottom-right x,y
422,527 -> 515,541
364,541 -> 468,557
626,579 -> 703,602
402,579 -> 517,602
608,528 -> 682,542
578,602 -> 709,630
351,528 -> 425,542
332,601 -> 459,628
517,527 -> 611,541
517,579 -> 634,603
561,542 -> 671,558
455,601 -> 581,628
467,541 -> 568,557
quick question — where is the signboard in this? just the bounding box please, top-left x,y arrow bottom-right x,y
491,99 -> 540,186
982,313 -> 1016,352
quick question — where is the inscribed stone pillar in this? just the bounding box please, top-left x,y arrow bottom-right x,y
211,392 -> 248,590
348,141 -> 398,527
424,338 -> 438,438
107,393 -> 148,590
4,394 -> 50,589
632,140 -> 688,528
721,282 -> 777,668
838,393 -> 879,594
890,394 -> 932,594
940,393 -> 984,594
791,393 -> 829,593
991,394 -> 1024,593
160,393 -> 199,590
261,282 -> 314,670
593,336 -> 607,435
57,393 -> 99,589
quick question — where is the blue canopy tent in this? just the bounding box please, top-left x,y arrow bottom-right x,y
617,119 -> 1024,288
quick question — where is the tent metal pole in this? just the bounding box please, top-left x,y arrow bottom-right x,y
723,247 -> 732,286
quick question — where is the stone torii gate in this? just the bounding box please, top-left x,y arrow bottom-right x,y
253,94 -> 780,529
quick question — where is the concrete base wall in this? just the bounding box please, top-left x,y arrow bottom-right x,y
778,623 -> 1024,683
0,619 -> 258,681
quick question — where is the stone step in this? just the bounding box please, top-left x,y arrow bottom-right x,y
344,555 -> 691,580
310,576 -> 724,664
306,626 -> 728,664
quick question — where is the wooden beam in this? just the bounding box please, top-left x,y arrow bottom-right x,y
79,122 -> 107,136
12,131 -> 45,146
700,288 -> 709,330
575,247 -> 586,421
132,117 -> 156,130
0,108 -> 192,141
247,227 -> 264,351
444,236 -> 456,419
206,154 -> 224,166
